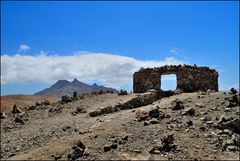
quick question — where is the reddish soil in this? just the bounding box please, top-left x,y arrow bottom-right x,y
0,94 -> 59,113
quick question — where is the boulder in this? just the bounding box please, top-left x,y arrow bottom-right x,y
75,106 -> 86,113
225,94 -> 239,107
12,104 -> 21,114
149,134 -> 177,154
186,120 -> 193,126
111,143 -> 118,149
49,106 -> 61,113
217,118 -> 240,133
61,95 -> 72,103
229,88 -> 238,94
62,125 -> 72,132
28,105 -> 36,110
171,99 -> 184,110
104,145 -> 111,152
148,109 -> 160,118
135,110 -> 149,121
67,146 -> 84,160
118,89 -> 128,95
182,107 -> 197,116
72,106 -> 87,115
36,102 -> 41,106
222,133 -> 240,150
15,117 -> 25,125
43,100 -> 50,105
0,112 -> 7,119
67,141 -> 86,160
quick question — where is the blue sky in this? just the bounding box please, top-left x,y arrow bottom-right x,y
1,1 -> 239,95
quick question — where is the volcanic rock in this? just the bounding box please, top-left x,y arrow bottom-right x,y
171,99 -> 184,110
12,105 -> 21,114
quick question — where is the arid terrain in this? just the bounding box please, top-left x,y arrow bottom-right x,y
0,90 -> 239,160
0,95 -> 59,114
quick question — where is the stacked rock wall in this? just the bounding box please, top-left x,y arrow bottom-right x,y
133,65 -> 218,93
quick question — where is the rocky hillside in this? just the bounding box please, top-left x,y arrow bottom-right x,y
0,95 -> 59,114
34,78 -> 118,98
1,90 -> 239,160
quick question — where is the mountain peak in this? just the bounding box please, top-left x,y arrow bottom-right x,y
72,78 -> 79,83
34,79 -> 118,97
50,80 -> 70,89
57,80 -> 70,83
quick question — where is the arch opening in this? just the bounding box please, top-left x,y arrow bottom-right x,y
160,74 -> 177,91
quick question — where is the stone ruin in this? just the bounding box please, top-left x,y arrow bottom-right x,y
133,64 -> 218,93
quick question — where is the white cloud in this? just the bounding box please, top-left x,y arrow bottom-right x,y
170,49 -> 179,55
39,50 -> 48,55
1,52 -> 187,89
18,44 -> 31,52
170,47 -> 184,55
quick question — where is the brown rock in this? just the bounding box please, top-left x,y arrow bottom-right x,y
12,104 -> 21,114
15,116 -> 25,124
217,118 -> 240,133
0,112 -> 7,119
135,109 -> 149,121
182,107 -> 197,116
171,99 -> 184,110
150,118 -> 159,124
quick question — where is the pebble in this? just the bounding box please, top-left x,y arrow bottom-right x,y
227,146 -> 237,151
153,149 -> 160,154
196,103 -> 205,108
150,118 -> 159,124
207,121 -> 213,124
103,145 -> 111,152
133,149 -> 142,153
143,121 -> 150,126
224,108 -> 231,112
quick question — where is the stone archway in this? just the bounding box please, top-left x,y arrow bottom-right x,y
133,65 -> 218,93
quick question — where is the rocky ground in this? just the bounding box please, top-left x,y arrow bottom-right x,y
0,91 -> 239,160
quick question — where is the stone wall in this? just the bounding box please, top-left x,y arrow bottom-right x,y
133,65 -> 218,93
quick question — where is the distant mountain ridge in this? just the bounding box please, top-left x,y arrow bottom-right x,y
34,78 -> 118,98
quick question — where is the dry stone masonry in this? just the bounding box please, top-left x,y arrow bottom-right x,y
133,65 -> 218,93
